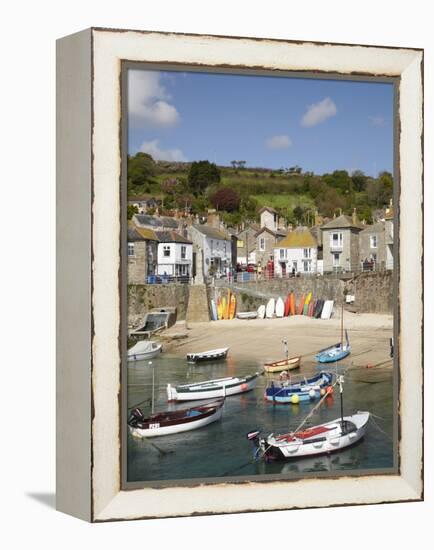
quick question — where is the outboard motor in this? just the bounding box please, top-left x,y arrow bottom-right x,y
246,429 -> 262,461
128,408 -> 145,427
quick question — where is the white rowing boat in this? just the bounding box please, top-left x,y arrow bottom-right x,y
257,412 -> 370,460
127,340 -> 162,362
186,347 -> 229,363
167,372 -> 260,401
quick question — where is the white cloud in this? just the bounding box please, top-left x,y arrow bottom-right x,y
301,97 -> 337,127
128,70 -> 180,127
139,139 -> 187,162
266,135 -> 292,149
369,115 -> 386,126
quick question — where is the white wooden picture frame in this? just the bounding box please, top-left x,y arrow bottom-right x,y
56,27 -> 423,522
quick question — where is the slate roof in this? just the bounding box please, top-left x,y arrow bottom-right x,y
321,214 -> 364,231
274,228 -> 317,249
155,231 -> 192,244
359,222 -> 385,235
192,224 -> 231,241
134,214 -> 179,229
127,223 -> 159,241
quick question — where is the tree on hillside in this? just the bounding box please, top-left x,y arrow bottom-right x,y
366,171 -> 393,207
127,152 -> 156,188
161,178 -> 181,195
351,170 -> 368,192
211,187 -> 241,212
188,160 -> 221,195
324,170 -> 353,194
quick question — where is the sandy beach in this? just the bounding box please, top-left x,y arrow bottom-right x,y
162,312 -> 393,370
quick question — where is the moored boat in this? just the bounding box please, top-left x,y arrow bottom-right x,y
186,347 -> 229,363
316,330 -> 350,363
254,411 -> 370,460
264,371 -> 333,403
167,372 -> 260,401
264,355 -> 301,373
127,340 -> 162,362
128,399 -> 224,438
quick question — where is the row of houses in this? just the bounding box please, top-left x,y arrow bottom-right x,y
127,204 -> 394,284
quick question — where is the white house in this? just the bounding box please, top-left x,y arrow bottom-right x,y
273,227 -> 318,276
155,231 -> 193,280
190,224 -> 232,278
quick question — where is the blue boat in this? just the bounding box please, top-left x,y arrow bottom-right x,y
264,372 -> 333,403
316,330 -> 350,363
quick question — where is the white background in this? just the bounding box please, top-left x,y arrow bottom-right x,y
1,0 -> 432,547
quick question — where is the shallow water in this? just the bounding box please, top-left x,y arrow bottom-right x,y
127,354 -> 394,483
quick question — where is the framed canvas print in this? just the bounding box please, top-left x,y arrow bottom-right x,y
56,28 -> 423,522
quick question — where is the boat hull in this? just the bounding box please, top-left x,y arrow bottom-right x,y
186,347 -> 229,363
167,374 -> 259,401
316,347 -> 350,363
127,343 -> 162,362
263,412 -> 369,459
129,401 -> 224,438
263,356 -> 301,373
264,372 -> 333,403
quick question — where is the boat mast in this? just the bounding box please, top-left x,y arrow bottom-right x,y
340,301 -> 344,349
338,374 -> 345,433
150,361 -> 155,415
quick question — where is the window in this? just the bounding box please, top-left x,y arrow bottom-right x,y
303,248 -> 311,259
371,253 -> 377,263
333,253 -> 340,267
223,242 -> 227,254
237,239 -> 244,248
280,248 -> 285,259
259,237 -> 265,251
210,239 -> 214,253
181,245 -> 186,259
163,245 -> 170,257
330,232 -> 343,249
127,242 -> 135,257
303,260 -> 311,272
370,235 -> 378,249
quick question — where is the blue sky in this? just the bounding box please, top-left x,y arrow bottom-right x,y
128,69 -> 394,177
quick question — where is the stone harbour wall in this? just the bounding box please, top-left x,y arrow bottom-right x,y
128,284 -> 189,327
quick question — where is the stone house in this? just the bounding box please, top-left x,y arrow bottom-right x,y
190,224 -> 232,279
259,206 -> 278,231
321,213 -> 364,273
127,225 -> 159,284
155,231 -> 193,281
236,224 -> 259,265
359,222 -> 387,271
273,227 -> 318,276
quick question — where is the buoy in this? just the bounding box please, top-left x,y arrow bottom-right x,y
320,388 -> 326,396
367,363 -> 374,369
309,389 -> 316,399
291,394 -> 299,404
326,386 -> 333,394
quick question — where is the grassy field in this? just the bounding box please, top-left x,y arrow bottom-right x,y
252,193 -> 315,211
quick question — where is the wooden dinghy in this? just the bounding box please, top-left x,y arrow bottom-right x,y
264,371 -> 333,403
186,347 -> 229,363
167,373 -> 260,401
128,399 -> 224,438
275,297 -> 285,318
254,411 -> 370,460
265,298 -> 275,318
127,340 -> 162,362
257,304 -> 266,319
263,355 -> 301,373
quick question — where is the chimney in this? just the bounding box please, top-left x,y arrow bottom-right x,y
207,208 -> 220,229
352,208 -> 357,225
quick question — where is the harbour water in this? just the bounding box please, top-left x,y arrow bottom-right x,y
127,354 -> 395,483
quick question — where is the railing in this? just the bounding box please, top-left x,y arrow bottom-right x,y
146,274 -> 191,284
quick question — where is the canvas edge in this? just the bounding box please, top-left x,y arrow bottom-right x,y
84,29 -> 423,521
56,28 -> 93,522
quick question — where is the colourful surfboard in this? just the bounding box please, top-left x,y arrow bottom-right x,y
297,294 -> 305,315
229,294 -> 236,319
284,293 -> 291,316
289,292 -> 296,315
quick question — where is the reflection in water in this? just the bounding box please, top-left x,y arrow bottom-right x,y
127,355 -> 394,483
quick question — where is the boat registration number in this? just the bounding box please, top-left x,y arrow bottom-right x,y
149,423 -> 160,429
